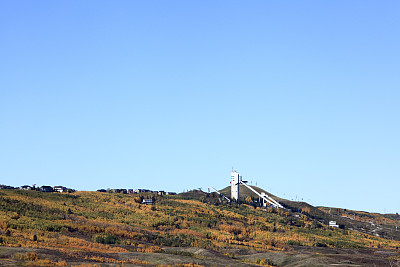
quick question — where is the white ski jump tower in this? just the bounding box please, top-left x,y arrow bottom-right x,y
230,169 -> 284,208
230,170 -> 242,201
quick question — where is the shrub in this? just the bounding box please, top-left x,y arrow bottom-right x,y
12,253 -> 26,260
255,258 -> 276,266
0,219 -> 8,230
93,233 -> 117,244
12,252 -> 39,261
287,240 -> 302,246
243,258 -> 276,266
220,224 -> 242,235
25,252 -> 39,261
26,258 -> 55,266
315,242 -> 327,247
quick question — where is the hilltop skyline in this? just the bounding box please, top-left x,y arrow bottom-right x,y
1,1 -> 399,214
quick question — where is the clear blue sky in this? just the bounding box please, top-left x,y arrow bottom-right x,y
1,1 -> 399,214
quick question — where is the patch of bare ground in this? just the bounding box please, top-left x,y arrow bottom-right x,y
0,246 -> 129,266
117,249 -> 257,266
238,246 -> 400,267
1,245 -> 399,266
0,245 -> 259,266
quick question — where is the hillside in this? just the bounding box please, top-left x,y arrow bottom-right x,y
220,185 -> 400,242
0,189 -> 399,266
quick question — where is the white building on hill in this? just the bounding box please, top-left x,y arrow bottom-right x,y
329,221 -> 339,228
231,170 -> 242,201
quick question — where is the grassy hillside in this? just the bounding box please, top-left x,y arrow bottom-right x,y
220,185 -> 400,242
0,189 -> 399,266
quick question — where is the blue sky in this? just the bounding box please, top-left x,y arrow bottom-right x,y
1,1 -> 399,213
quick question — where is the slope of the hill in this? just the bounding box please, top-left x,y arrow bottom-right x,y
220,185 -> 400,242
0,189 -> 399,266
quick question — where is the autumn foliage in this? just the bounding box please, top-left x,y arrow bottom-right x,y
0,189 -> 399,266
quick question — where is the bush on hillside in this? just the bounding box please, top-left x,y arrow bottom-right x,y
287,240 -> 302,246
93,233 -> 117,244
315,242 -> 328,247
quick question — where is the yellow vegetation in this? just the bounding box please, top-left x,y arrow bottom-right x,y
0,189 -> 399,266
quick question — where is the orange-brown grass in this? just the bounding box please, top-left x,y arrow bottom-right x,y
1,188 -> 400,266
